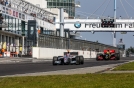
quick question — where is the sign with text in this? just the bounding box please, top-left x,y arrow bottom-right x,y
56,19 -> 134,32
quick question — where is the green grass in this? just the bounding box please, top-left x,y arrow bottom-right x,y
1,74 -> 134,88
113,62 -> 134,71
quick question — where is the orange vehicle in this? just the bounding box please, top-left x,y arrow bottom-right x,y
96,49 -> 120,61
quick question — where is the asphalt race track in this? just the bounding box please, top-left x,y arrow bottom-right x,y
0,57 -> 133,76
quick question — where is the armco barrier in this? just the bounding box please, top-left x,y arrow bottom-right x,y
32,47 -> 97,59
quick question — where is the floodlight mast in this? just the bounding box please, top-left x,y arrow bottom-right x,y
113,0 -> 117,47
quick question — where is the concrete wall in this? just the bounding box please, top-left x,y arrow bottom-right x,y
32,47 -> 97,59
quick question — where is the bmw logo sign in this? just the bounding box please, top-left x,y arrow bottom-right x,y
74,22 -> 81,28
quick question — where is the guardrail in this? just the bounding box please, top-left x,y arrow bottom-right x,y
38,34 -> 119,52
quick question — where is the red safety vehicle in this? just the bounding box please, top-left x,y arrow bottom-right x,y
96,49 -> 120,61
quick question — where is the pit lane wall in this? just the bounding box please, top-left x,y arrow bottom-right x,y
32,47 -> 97,59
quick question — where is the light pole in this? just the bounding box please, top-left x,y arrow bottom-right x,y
113,0 -> 117,47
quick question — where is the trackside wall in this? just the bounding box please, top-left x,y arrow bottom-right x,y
32,47 -> 97,59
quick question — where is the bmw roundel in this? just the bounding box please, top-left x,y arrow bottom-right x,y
74,22 -> 81,28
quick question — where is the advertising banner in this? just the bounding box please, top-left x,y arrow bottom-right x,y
16,12 -> 18,17
8,9 -> 12,16
13,10 -> 15,16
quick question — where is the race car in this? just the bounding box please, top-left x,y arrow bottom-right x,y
53,52 -> 84,65
96,49 -> 120,61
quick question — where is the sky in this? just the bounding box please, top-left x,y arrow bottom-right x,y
75,0 -> 134,48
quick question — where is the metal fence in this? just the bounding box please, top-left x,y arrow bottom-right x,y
38,34 -> 119,52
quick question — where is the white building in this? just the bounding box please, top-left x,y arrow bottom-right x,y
44,8 -> 69,19
25,0 -> 69,19
25,0 -> 47,8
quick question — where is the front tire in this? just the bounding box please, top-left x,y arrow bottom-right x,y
96,54 -> 103,61
75,56 -> 80,65
80,56 -> 84,64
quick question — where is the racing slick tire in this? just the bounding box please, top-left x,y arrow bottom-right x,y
96,54 -> 103,61
96,54 -> 99,61
79,56 -> 84,64
75,56 -> 80,65
53,56 -> 58,65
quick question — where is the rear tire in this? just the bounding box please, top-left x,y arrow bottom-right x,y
96,57 -> 99,61
75,56 -> 80,65
53,56 -> 57,65
96,54 -> 103,61
80,56 -> 84,64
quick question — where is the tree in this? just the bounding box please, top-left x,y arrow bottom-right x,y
126,46 -> 134,56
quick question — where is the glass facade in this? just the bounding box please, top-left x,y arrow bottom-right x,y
2,13 -> 21,33
46,0 -> 75,18
1,13 -> 55,36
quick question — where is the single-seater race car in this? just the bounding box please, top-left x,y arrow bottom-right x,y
96,49 -> 120,61
53,52 -> 84,65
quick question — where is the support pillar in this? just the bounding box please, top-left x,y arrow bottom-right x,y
2,35 -> 6,50
113,0 -> 117,47
10,37 -> 12,52
6,36 -> 9,52
22,36 -> 25,55
113,32 -> 116,47
15,37 -> 19,56
59,8 -> 64,49
60,8 -> 64,37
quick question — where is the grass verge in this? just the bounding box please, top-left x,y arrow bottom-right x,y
113,62 -> 134,71
1,73 -> 134,88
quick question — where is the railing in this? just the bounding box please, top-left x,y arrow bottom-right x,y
38,34 -> 119,52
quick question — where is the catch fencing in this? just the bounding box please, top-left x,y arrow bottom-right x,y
38,34 -> 119,52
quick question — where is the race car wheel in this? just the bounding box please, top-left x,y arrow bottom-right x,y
96,56 -> 99,61
53,56 -> 57,65
75,56 -> 80,65
60,58 -> 64,65
96,54 -> 102,61
80,56 -> 84,64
